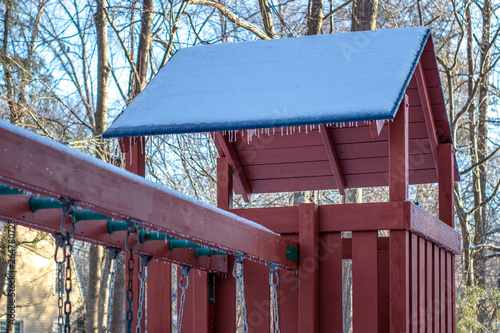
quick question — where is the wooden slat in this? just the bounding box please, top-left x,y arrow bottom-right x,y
319,233 -> 343,333
0,124 -> 297,269
278,268 -> 299,333
352,231 -> 378,332
217,157 -> 233,210
440,249 -> 446,332
426,240 -> 433,333
148,260 -> 172,332
298,203 -> 319,333
439,143 -> 455,227
390,230 -> 410,333
245,260 -> 271,330
213,256 -> 236,332
406,87 -> 443,107
215,133 -> 252,202
121,136 -> 146,176
419,237 -> 426,332
320,124 -> 346,194
446,252 -> 453,333
433,244 -> 440,333
415,62 -> 439,174
378,245 -> 390,332
411,233 -> 418,333
192,270 -> 209,332
389,94 -> 409,201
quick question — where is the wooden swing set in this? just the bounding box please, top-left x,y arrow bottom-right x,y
0,27 -> 460,332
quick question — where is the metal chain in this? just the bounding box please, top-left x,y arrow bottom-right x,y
178,266 -> 191,333
136,255 -> 152,333
232,252 -> 248,333
269,263 -> 280,333
64,239 -> 73,333
106,248 -> 121,333
126,220 -> 139,333
54,235 -> 66,333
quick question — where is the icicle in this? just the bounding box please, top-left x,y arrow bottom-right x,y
305,126 -> 308,134
286,127 -> 289,135
281,127 -> 283,136
298,126 -> 301,133
273,128 -> 275,135
319,125 -> 321,133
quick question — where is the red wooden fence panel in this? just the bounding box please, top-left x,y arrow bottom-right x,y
147,260 -> 172,332
390,230 -> 410,333
278,269 -> 298,333
426,240 -> 433,332
352,231 -> 378,332
245,260 -> 271,331
433,244 -> 440,333
213,256 -> 236,333
440,249 -> 446,332
419,236 -> 426,331
411,233 -> 418,333
378,239 -> 390,332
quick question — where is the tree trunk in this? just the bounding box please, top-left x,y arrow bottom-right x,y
111,254 -> 126,332
85,245 -> 103,332
133,0 -> 154,98
351,0 -> 379,32
307,0 -> 323,35
258,0 -> 277,38
5,223 -> 15,333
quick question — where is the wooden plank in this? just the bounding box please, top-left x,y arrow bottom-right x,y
192,270 -> 209,332
120,137 -> 146,177
215,133 -> 252,202
439,143 -> 455,227
433,244 -> 440,333
217,157 -> 233,210
298,203 -> 319,333
0,125 -> 297,269
411,233 -> 418,333
446,252 -> 453,333
419,237 -> 426,332
245,260 -> 271,331
415,62 -> 439,174
452,254 -> 456,332
440,249 -> 446,332
389,94 -> 409,201
248,169 -> 438,193
389,230 -> 410,333
147,260 -> 172,332
378,245 -> 390,332
426,240 -> 433,333
352,231 -> 378,332
319,124 -> 346,194
213,256 -> 236,332
278,268 -> 299,333
319,233 -> 343,333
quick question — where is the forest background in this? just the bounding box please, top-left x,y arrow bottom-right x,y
0,0 -> 499,332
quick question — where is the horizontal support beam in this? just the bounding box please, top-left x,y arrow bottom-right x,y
0,123 -> 298,269
230,201 -> 460,254
0,195 -> 227,272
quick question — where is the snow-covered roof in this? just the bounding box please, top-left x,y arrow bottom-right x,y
104,27 -> 431,138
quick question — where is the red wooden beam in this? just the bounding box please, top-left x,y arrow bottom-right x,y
319,124 -> 346,194
389,230 -> 410,332
415,62 -> 439,174
0,123 -> 298,269
214,132 -> 252,202
389,94 -> 409,201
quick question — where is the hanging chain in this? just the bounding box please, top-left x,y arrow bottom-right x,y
269,263 -> 280,333
178,265 -> 191,333
136,255 -> 152,333
55,235 -> 66,333
126,220 -> 139,333
64,238 -> 73,333
232,252 -> 248,333
106,248 -> 121,333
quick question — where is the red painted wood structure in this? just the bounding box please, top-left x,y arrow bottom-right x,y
0,27 -> 460,332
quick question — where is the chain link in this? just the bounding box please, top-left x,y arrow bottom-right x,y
136,255 -> 151,333
126,219 -> 139,333
178,266 -> 191,333
64,239 -> 73,333
55,235 -> 66,333
269,263 -> 280,333
232,252 -> 248,333
106,248 -> 120,333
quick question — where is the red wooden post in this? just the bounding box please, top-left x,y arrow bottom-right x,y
298,203 -> 319,333
410,233 -> 418,333
352,231 -> 378,332
418,237 -> 425,331
122,136 -> 147,330
389,94 -> 409,202
319,233 -> 342,333
193,270 -> 210,332
426,240 -> 433,333
213,157 -> 236,332
390,230 -> 410,333
439,143 -> 455,227
433,244 -> 440,333
378,241 -> 390,332
245,260 -> 271,330
440,249 -> 446,332
446,252 -> 453,333
147,260 -> 172,332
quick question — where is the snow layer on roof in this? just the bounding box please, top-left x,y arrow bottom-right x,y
104,27 -> 430,138
0,120 -> 275,234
